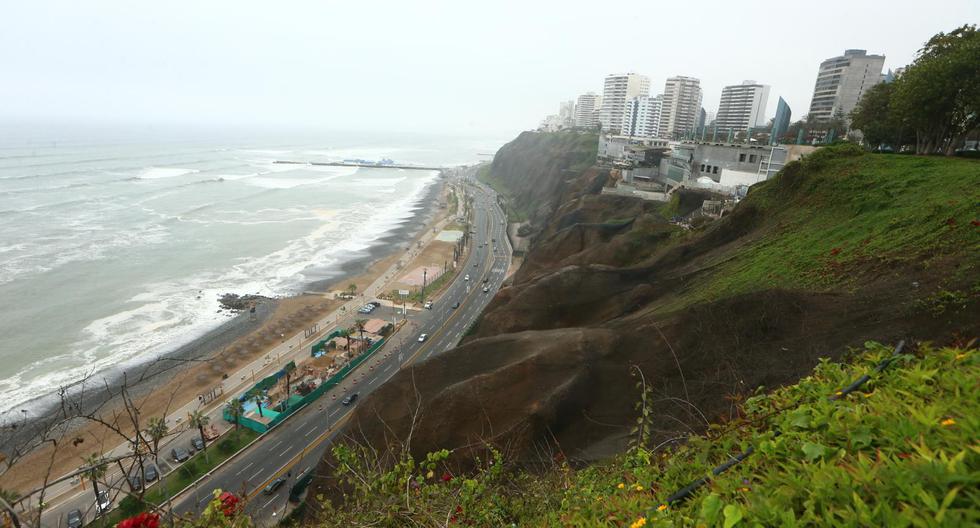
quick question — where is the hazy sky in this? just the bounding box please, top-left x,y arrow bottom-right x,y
1,0 -> 976,136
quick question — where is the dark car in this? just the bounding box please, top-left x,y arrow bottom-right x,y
129,474 -> 143,491
66,509 -> 83,528
341,393 -> 359,406
171,447 -> 190,463
369,301 -> 381,308
451,301 -> 460,309
262,477 -> 287,495
191,437 -> 205,452
144,464 -> 159,482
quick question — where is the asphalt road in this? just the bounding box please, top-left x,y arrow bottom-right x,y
41,170 -> 509,527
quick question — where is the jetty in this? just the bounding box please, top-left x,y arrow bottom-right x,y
274,160 -> 445,171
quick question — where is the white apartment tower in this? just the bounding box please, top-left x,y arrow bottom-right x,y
558,100 -> 575,127
621,95 -> 664,138
716,80 -> 770,132
659,76 -> 703,138
574,92 -> 600,128
808,49 -> 885,121
599,73 -> 650,132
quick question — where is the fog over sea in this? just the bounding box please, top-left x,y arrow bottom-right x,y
0,122 -> 504,415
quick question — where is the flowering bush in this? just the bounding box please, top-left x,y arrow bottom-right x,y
116,512 -> 159,528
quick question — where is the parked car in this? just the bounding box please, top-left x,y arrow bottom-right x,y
369,301 -> 381,308
129,474 -> 143,491
96,490 -> 111,513
191,437 -> 205,452
463,275 -> 469,281
263,477 -> 287,495
144,464 -> 159,482
171,447 -> 190,463
451,301 -> 460,309
423,301 -> 433,309
482,286 -> 490,293
66,509 -> 83,528
418,333 -> 428,342
341,393 -> 359,406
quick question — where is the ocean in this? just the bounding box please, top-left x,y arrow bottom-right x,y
0,122 -> 504,415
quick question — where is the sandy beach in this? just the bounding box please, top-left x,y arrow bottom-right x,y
0,176 -> 450,495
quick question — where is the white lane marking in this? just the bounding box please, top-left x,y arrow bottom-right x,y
279,446 -> 291,457
304,425 -> 317,437
329,408 -> 339,418
250,468 -> 263,482
235,462 -> 254,476
262,496 -> 278,509
271,439 -> 283,450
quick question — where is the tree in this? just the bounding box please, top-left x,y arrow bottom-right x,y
347,283 -> 357,297
892,24 -> 980,154
187,410 -> 210,461
354,320 -> 368,353
225,399 -> 245,431
247,389 -> 265,418
850,82 -> 905,149
145,417 -> 169,463
338,329 -> 351,359
81,453 -> 107,509
282,362 -> 297,400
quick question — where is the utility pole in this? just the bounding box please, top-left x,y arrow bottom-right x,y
420,269 -> 427,305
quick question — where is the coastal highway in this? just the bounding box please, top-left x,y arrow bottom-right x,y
42,170 -> 510,527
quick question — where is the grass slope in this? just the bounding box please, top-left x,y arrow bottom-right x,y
302,343 -> 978,527
673,145 -> 979,308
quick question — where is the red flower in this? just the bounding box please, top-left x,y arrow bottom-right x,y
441,472 -> 453,482
970,220 -> 979,227
829,247 -> 842,256
117,512 -> 160,528
219,491 -> 241,517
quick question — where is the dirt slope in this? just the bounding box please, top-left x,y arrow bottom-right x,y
308,141 -> 979,506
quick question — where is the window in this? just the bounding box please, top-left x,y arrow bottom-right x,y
738,153 -> 746,162
700,164 -> 705,171
713,166 -> 719,174
749,154 -> 757,163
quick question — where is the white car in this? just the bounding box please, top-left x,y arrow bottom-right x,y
418,334 -> 428,342
483,286 -> 490,293
424,301 -> 433,309
464,274 -> 470,281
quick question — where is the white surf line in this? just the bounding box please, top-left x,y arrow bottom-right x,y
236,462 -> 254,476
250,468 -> 264,482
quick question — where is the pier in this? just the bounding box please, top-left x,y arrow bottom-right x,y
274,160 -> 446,171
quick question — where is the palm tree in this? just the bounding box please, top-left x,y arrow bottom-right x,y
81,453 -> 107,508
187,410 -> 210,462
282,362 -> 297,400
354,319 -> 367,354
146,417 -> 169,462
0,488 -> 19,510
338,329 -> 351,359
225,399 -> 245,431
248,388 -> 265,418
347,283 -> 357,297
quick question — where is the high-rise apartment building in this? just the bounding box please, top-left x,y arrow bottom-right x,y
599,73 -> 650,132
620,95 -> 663,138
808,49 -> 885,121
574,92 -> 600,128
659,76 -> 703,138
558,100 -> 575,127
716,80 -> 770,132
770,97 -> 792,145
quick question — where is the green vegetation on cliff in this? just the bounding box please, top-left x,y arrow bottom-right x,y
299,343 -> 977,527
478,130 -> 597,223
664,144 -> 980,311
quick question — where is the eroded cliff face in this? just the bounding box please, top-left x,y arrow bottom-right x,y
309,139 -> 979,506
